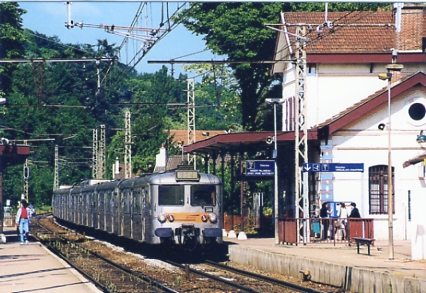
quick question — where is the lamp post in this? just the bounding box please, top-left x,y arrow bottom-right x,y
378,59 -> 403,260
378,71 -> 394,260
266,98 -> 284,244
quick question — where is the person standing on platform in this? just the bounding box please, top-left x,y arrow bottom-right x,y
15,199 -> 30,244
349,202 -> 361,218
320,202 -> 331,240
337,202 -> 349,240
27,204 -> 35,223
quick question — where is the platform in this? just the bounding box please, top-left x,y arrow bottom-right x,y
0,226 -> 102,293
225,236 -> 426,293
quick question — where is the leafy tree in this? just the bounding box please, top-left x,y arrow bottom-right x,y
181,2 -> 390,131
107,67 -> 188,174
182,3 -> 284,131
183,63 -> 242,131
0,3 -> 26,97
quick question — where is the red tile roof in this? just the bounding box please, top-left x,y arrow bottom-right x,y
169,130 -> 227,146
281,5 -> 426,55
283,11 -> 395,54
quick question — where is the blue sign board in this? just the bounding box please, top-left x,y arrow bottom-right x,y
302,163 -> 364,173
246,160 -> 275,176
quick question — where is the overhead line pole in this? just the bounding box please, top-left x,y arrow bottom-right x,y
186,79 -> 196,168
294,26 -> 309,245
125,112 -> 132,179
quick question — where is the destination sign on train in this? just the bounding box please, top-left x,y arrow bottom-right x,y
245,160 -> 275,176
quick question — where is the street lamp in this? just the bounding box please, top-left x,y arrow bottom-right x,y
378,71 -> 394,260
378,56 -> 403,260
265,98 -> 284,244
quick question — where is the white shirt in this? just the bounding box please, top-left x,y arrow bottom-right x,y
338,207 -> 349,219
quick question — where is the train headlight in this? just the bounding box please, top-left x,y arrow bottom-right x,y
208,213 -> 217,223
158,213 -> 167,223
201,214 -> 208,222
168,214 -> 175,222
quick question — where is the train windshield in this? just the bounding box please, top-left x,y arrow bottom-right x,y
191,185 -> 216,207
158,185 -> 184,206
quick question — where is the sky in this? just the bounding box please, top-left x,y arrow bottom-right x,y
18,2 -> 221,78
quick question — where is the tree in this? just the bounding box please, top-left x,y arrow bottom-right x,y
0,3 -> 26,97
181,2 -> 390,131
182,63 -> 242,131
182,3 -> 285,131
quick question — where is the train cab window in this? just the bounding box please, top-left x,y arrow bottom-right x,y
191,185 -> 216,207
158,185 -> 184,206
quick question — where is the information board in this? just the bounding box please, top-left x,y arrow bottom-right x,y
246,160 -> 275,176
302,163 -> 364,173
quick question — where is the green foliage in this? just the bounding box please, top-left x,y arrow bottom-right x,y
181,2 -> 390,131
2,2 -> 391,212
0,3 -> 26,95
182,3 -> 283,131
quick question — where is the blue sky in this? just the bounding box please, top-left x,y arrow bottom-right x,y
18,2 -> 220,77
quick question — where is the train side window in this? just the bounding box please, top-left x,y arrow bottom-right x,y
191,185 -> 216,207
158,185 -> 184,206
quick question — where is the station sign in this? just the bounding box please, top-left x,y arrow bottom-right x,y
302,163 -> 364,173
246,160 -> 275,176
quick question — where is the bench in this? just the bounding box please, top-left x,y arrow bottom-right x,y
353,237 -> 374,255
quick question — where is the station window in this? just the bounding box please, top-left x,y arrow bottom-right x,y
369,165 -> 395,215
405,97 -> 426,126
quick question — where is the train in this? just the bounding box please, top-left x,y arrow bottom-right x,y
52,166 -> 224,250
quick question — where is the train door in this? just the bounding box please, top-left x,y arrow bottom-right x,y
123,189 -> 131,238
83,192 -> 88,226
141,187 -> 149,243
99,191 -> 105,231
87,190 -> 93,227
72,194 -> 76,223
113,190 -> 120,235
132,188 -> 143,241
119,190 -> 124,236
105,191 -> 113,233
93,192 -> 98,229
78,194 -> 83,225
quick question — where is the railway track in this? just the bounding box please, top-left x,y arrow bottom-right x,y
165,259 -> 329,293
31,216 -> 347,293
33,216 -> 178,293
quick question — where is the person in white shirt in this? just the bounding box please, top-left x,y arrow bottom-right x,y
337,202 -> 349,240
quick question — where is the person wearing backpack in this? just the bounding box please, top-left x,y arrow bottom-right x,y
15,199 -> 30,244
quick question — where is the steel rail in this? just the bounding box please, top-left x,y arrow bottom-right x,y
205,260 -> 328,293
34,217 -> 179,293
165,259 -> 264,293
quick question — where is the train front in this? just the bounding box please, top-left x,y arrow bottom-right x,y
150,169 -> 223,250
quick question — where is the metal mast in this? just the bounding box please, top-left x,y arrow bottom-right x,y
294,26 -> 309,243
98,125 -> 106,179
186,78 -> 196,168
23,159 -> 29,201
92,129 -> 98,179
54,145 -> 59,190
125,111 -> 132,178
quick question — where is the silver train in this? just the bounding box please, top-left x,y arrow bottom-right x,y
52,168 -> 223,249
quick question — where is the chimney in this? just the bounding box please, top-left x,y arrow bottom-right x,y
115,157 -> 120,174
395,3 -> 426,51
155,144 -> 168,170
